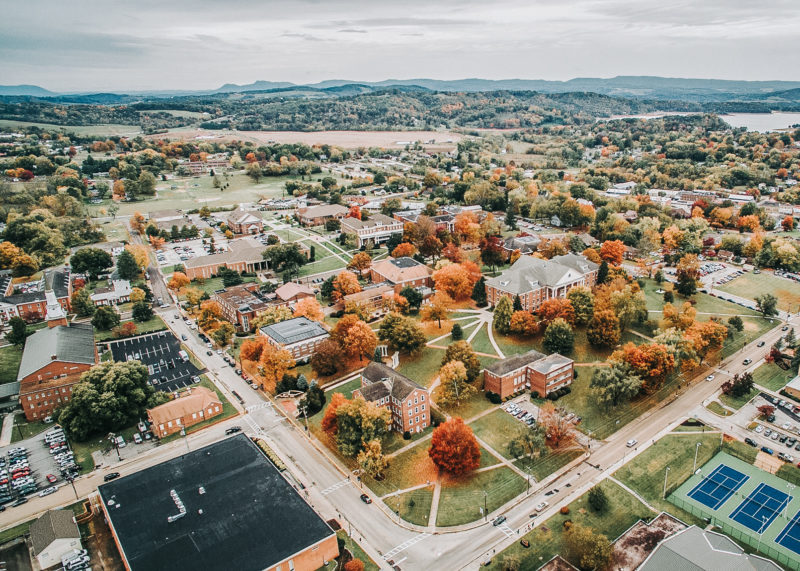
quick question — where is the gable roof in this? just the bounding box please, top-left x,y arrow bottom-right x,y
18,322 -> 96,381
227,208 -> 262,225
341,213 -> 401,231
360,361 -> 426,401
370,257 -> 432,284
529,353 -> 572,374
30,509 -> 80,555
299,204 -> 348,219
148,387 -> 221,427
260,317 -> 329,345
485,254 -> 596,295
184,238 -> 265,269
274,282 -> 315,302
484,349 -> 546,376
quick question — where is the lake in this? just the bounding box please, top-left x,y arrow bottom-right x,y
605,111 -> 800,132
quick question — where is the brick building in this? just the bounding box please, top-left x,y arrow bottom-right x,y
340,213 -> 403,248
183,238 -> 269,280
485,254 -> 598,311
147,386 -> 223,438
212,283 -> 270,331
297,204 -> 348,226
258,317 -> 329,364
354,362 -> 431,433
369,257 -> 433,290
484,349 -> 574,399
339,284 -> 395,318
272,282 -> 316,307
227,208 -> 264,235
0,267 -> 71,324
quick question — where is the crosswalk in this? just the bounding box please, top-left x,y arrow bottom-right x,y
382,533 -> 430,560
497,523 -> 516,539
246,402 -> 272,413
320,478 -> 351,495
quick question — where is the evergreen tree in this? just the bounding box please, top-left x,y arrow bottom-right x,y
116,249 -> 139,280
505,207 -> 517,231
513,295 -> 523,311
471,276 -> 487,306
5,317 -> 28,346
597,261 -> 609,284
493,296 -> 513,334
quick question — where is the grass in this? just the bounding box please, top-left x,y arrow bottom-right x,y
486,479 -> 654,571
717,271 -> 800,313
367,442 -> 434,497
642,279 -> 761,317
752,362 -> 796,392
0,119 -> 142,136
0,344 -> 22,384
614,432 -> 723,522
159,376 -> 239,442
297,254 -> 347,278
469,409 -> 527,460
492,328 -> 643,364
336,530 -> 380,571
384,486 -> 434,527
436,467 -> 527,527
94,315 -> 167,341
438,389 -> 495,422
10,413 -> 49,443
396,347 -> 447,388
520,449 -> 584,481
719,389 -> 757,410
185,275 -> 257,296
70,424 -> 144,473
706,401 -> 733,416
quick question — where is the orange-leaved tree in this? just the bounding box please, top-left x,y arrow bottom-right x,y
611,342 -> 675,391
599,240 -> 625,265
321,393 -> 348,435
391,242 -> 417,258
536,298 -> 576,326
240,337 -> 268,362
420,292 -> 452,328
509,310 -> 539,336
258,342 -> 294,391
432,263 -> 477,300
332,314 -> 377,362
332,270 -> 362,300
347,252 -> 372,275
293,297 -> 324,322
168,272 -> 190,291
428,417 -> 481,475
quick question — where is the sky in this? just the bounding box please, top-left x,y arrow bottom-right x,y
2,0 -> 799,92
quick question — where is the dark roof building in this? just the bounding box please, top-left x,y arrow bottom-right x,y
484,349 -> 546,377
355,362 -> 432,433
17,322 -> 97,382
259,316 -> 328,345
98,435 -> 338,571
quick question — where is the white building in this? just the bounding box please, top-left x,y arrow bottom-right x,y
90,280 -> 132,306
29,509 -> 82,569
340,213 -> 404,247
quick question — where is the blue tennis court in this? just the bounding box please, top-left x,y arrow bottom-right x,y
687,464 -> 749,510
730,483 -> 791,533
776,510 -> 800,555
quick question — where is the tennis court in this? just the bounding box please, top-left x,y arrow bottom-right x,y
730,483 -> 791,533
777,511 -> 800,556
687,464 -> 749,510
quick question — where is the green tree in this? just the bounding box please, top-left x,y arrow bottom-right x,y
131,301 -> 153,322
663,289 -> 674,303
137,171 -> 157,195
5,316 -> 28,346
505,207 -> 517,231
399,286 -> 423,311
471,276 -> 487,306
211,322 -> 235,346
676,273 -> 697,296
563,524 -> 612,570
543,318 -> 574,354
508,424 -> 546,463
513,295 -> 523,311
590,363 -> 642,408
116,249 -> 140,280
91,306 -> 120,331
441,340 -> 482,382
357,439 -> 388,479
755,293 -> 779,317
437,361 -> 476,408
320,276 -> 335,299
70,287 -> 96,318
493,295 -> 513,334
450,323 -> 463,340
597,261 -> 609,284
69,247 -> 113,280
335,398 -> 390,456
264,243 -> 307,274
567,286 -> 594,325
728,315 -> 744,332
378,313 -> 426,354
588,486 -> 609,514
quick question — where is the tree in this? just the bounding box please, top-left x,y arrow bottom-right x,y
675,254 -> 700,297
596,260 -> 609,284
433,263 -> 477,300
311,339 -> 341,376
211,322 -> 235,346
685,320 -> 729,361
493,295 -> 514,334
138,170 -> 157,195
183,286 -> 205,309
131,301 -> 153,322
399,286 -> 423,311
543,318 -> 574,354
293,297 -> 324,322
437,361 -> 476,408
251,305 -> 293,329
332,270 -> 362,300
347,252 -> 372,275
442,340 -> 482,382
338,318 -> 377,362
612,342 -> 675,391
321,392 -> 348,435
421,292 -> 451,328
539,402 -> 575,448
264,244 -> 307,275
508,424 -> 546,463
357,439 -> 388,479
509,310 -> 539,336
335,397 -> 390,456
258,343 -> 294,390
599,240 -> 625,265
755,293 -> 779,317
246,161 -> 262,182
344,560 -> 365,571
57,361 -> 165,441
567,286 -> 594,325
92,306 -> 120,331
721,372 -> 754,398
168,272 -> 190,291
757,404 -> 776,418
392,243 -> 417,258
116,248 -> 140,280
70,248 -> 113,280
114,321 -> 138,338
609,285 -> 647,332
451,323 -> 463,340
71,287 -> 96,317
662,301 -> 697,330
563,524 -> 612,570
471,276 -> 487,306
588,486 -> 609,514
586,309 -> 621,348
479,235 -> 505,271
218,266 -> 243,287
590,363 -> 642,408
378,313 -> 426,353
783,216 -> 795,232
130,287 -> 146,304
428,418 -> 481,475
5,317 -> 28,346
239,337 -> 268,362
537,298 -> 576,326
129,212 -> 145,234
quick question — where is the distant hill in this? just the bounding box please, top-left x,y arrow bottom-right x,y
214,80 -> 296,93
0,84 -> 56,97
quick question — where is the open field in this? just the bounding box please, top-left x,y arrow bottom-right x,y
0,344 -> 22,384
641,279 -> 762,317
94,315 -> 167,341
436,467 -> 527,527
718,271 -> 800,312
752,362 -> 796,391
11,414 -> 48,443
0,119 -> 142,136
384,487 -> 435,527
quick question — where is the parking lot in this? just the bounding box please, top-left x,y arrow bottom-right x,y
154,236 -> 230,268
106,330 -> 204,393
745,393 -> 800,463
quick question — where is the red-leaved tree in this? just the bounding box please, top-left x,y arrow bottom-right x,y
428,417 -> 480,475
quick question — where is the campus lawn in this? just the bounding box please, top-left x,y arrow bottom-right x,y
10,413 -> 49,443
186,275 -> 257,296
397,346 -> 447,388
641,278 -> 762,316
614,432 -> 723,521
367,442 -> 435,497
436,466 -> 527,527
297,255 -> 347,278
335,530 -> 380,571
384,486 -> 435,527
486,479 -> 653,571
469,409 -> 526,461
438,390 -> 495,422
492,329 -> 643,364
0,344 -> 22,384
518,449 -> 584,481
706,401 -> 733,416
720,317 -> 778,359
717,271 -> 800,313
752,362 -> 796,392
719,388 -> 758,410
94,315 -> 167,341
381,427 -> 432,455
469,323 -> 495,356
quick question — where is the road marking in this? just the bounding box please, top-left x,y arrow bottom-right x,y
243,415 -> 264,436
320,478 -> 351,495
383,533 -> 430,560
246,402 -> 272,413
497,523 -> 516,539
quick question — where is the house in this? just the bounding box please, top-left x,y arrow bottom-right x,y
607,181 -> 636,195
716,249 -> 735,262
623,210 -> 639,222
354,362 -> 431,433
297,204 -> 349,226
183,238 -> 268,280
97,435 -> 339,571
90,279 -> 132,306
212,283 -> 270,331
502,235 -> 541,256
18,295 -> 98,421
258,316 -> 329,363
227,208 -> 264,235
339,284 -> 395,318
147,386 -> 223,438
484,349 -> 574,399
340,213 -> 404,247
369,257 -> 433,290
29,509 -> 82,569
272,282 -> 316,306
485,254 -> 598,311
0,267 -> 72,324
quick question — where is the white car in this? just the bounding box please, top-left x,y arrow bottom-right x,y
626,439 -> 638,448
754,425 -> 764,433
535,501 -> 549,512
38,486 -> 57,497
782,422 -> 792,430
705,375 -> 715,382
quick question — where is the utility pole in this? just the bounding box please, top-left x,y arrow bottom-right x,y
181,427 -> 190,453
693,442 -> 702,472
66,476 -> 79,500
484,491 -> 488,522
662,466 -> 671,499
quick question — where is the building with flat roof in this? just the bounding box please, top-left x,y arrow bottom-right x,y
212,283 -> 270,331
258,316 -> 329,363
29,509 -> 82,569
147,386 -> 223,438
484,349 -> 574,399
369,257 -> 433,290
340,213 -> 403,247
98,435 -> 338,571
354,362 -> 431,433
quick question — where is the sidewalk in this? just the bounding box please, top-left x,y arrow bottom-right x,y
0,413 -> 14,446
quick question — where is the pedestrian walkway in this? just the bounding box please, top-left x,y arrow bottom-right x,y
0,413 -> 14,447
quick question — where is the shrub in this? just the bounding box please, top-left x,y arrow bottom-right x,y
486,392 -> 502,404
451,323 -> 463,340
560,506 -> 570,515
431,407 -> 446,427
531,391 -> 540,400
403,431 -> 411,440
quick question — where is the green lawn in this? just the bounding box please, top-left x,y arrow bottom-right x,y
469,409 -> 527,460
436,466 -> 527,527
752,362 -> 796,391
642,279 -> 761,316
717,271 -> 800,313
94,315 -> 167,341
70,423 -> 143,473
336,530 -> 380,571
492,328 -> 642,364
438,390 -> 495,422
719,388 -> 757,410
297,254 -> 347,278
520,449 -> 584,481
706,401 -> 733,416
396,346 -> 447,388
185,275 -> 257,296
11,414 -> 49,443
486,479 -> 653,571
0,344 -> 22,384
366,442 -> 433,497
469,323 -> 495,355
384,486 -> 434,527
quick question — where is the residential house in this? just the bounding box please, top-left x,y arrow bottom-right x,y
340,213 -> 403,247
0,267 -> 71,324
212,283 -> 270,331
297,204 -> 349,226
29,509 -> 82,569
183,238 -> 269,280
369,257 -> 433,290
147,386 -> 223,438
227,208 -> 264,235
484,349 -> 574,399
258,316 -> 330,363
90,280 -> 132,306
272,282 -> 316,307
485,254 -> 598,311
354,362 -> 431,433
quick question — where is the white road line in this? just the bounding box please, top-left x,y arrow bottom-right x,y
497,524 -> 516,539
320,478 -> 351,495
382,533 -> 430,560
246,403 -> 272,413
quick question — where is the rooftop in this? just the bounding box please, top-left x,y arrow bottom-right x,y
148,387 -> 221,428
360,361 -> 426,401
98,435 -> 335,571
213,284 -> 270,313
371,257 -> 432,283
529,353 -> 573,375
30,509 -> 80,555
260,316 -> 329,345
484,349 -> 546,376
273,282 -> 315,302
18,322 -> 96,381
299,204 -> 349,218
485,254 -> 597,295
184,238 -> 265,269
341,213 -> 401,230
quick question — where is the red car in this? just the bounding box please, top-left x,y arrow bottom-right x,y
46,474 -> 57,483
12,471 -> 30,479
0,478 -> 7,485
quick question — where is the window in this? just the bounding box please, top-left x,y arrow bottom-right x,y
415,417 -> 419,424
422,404 -> 426,411
415,407 -> 418,414
414,397 -> 418,404
192,413 -> 197,419
168,421 -> 173,428
422,413 -> 426,419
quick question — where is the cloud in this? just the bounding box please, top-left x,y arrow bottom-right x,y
338,28 -> 367,34
281,32 -> 324,42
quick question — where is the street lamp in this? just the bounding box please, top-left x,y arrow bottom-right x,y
757,515 -> 767,552
662,466 -> 671,499
484,491 -> 488,522
693,442 -> 702,472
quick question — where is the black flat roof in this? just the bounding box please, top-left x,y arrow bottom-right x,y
98,435 -> 334,571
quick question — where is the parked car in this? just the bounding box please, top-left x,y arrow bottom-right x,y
761,446 -> 774,455
359,493 -> 372,504
103,472 -> 121,482
225,426 -> 242,435
38,487 -> 57,497
744,438 -> 757,447
705,375 -> 715,382
757,341 -> 766,347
